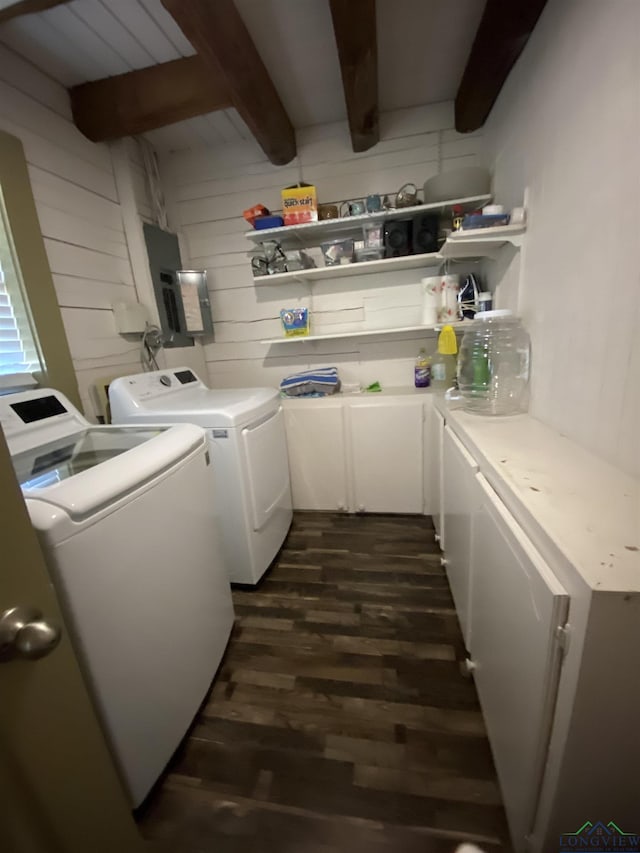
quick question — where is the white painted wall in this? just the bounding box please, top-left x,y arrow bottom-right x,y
0,42 -> 147,417
0,43 -> 205,418
481,0 -> 640,477
160,103 -> 483,391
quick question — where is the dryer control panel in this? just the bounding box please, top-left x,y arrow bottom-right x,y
112,368 -> 207,403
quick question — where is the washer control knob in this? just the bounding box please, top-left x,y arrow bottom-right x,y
159,375 -> 171,387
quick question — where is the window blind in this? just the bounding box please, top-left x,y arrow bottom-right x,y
0,191 -> 42,377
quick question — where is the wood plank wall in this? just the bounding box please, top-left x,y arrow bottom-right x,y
0,42 -> 150,417
161,103 -> 483,390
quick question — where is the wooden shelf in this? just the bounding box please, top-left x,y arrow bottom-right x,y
252,251 -> 442,284
245,194 -> 492,245
260,322 -> 467,345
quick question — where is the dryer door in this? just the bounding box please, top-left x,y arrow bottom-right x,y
241,406 -> 291,531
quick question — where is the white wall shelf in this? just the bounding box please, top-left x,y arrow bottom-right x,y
251,225 -> 527,285
245,194 -> 492,245
260,321 -> 467,345
440,224 -> 526,259
252,251 -> 442,284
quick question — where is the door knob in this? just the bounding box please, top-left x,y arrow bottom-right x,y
0,606 -> 61,662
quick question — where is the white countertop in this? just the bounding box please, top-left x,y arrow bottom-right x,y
440,402 -> 639,593
281,386 -> 435,401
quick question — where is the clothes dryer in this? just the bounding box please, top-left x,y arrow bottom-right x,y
109,368 -> 292,584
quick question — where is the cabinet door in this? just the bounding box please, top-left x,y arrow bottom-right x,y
471,473 -> 569,850
349,399 -> 424,513
442,426 -> 479,647
283,401 -> 348,511
430,406 -> 445,545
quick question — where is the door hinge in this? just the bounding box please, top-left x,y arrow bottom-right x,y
555,624 -> 570,656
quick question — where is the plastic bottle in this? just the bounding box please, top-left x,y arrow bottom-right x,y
456,309 -> 531,415
431,325 -> 458,390
414,348 -> 431,388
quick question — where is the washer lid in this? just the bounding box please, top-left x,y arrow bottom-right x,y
113,385 -> 279,428
15,423 -> 204,520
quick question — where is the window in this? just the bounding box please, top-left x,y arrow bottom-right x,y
0,130 -> 78,407
0,186 -> 43,381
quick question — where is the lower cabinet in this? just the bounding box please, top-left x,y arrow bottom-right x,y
428,404 -> 445,546
442,426 -> 479,648
282,399 -> 348,511
441,422 -> 571,852
471,473 -> 569,850
349,398 -> 424,514
282,394 -> 428,514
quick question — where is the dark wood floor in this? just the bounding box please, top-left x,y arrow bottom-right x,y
138,512 -> 511,853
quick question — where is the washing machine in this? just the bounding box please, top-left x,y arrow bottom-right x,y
109,368 -> 292,585
0,388 -> 234,807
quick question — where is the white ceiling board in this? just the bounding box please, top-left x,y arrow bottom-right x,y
41,4 -> 134,78
0,0 -> 196,87
0,16 -> 82,86
143,109 -> 250,153
235,0 -> 345,128
102,0 -> 190,64
68,0 -> 156,70
136,0 -> 196,57
377,0 -> 485,110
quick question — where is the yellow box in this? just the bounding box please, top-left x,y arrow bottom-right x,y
281,183 -> 317,225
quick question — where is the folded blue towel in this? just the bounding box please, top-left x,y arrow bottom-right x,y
280,367 -> 341,397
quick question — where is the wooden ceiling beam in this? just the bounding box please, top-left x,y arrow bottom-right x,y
70,56 -> 231,143
329,0 -> 379,153
161,0 -> 296,166
455,0 -> 548,132
0,0 -> 68,23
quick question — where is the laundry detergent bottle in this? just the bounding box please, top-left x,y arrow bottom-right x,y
430,325 -> 458,390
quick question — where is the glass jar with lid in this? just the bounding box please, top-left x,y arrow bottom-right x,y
456,309 -> 531,415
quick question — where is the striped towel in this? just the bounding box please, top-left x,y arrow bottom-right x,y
280,367 -> 341,397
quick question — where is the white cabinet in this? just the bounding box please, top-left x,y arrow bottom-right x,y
471,473 -> 569,849
282,399 -> 348,511
282,393 -> 429,514
436,403 -> 640,853
428,404 -> 445,546
349,398 -> 424,514
442,426 -> 479,647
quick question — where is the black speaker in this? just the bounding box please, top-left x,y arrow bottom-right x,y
383,218 -> 412,258
411,213 -> 440,254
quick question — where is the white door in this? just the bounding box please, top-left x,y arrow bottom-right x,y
242,406 -> 291,528
283,400 -> 348,511
0,429 -> 142,853
442,426 -> 479,647
349,399 -> 424,514
471,473 -> 569,852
